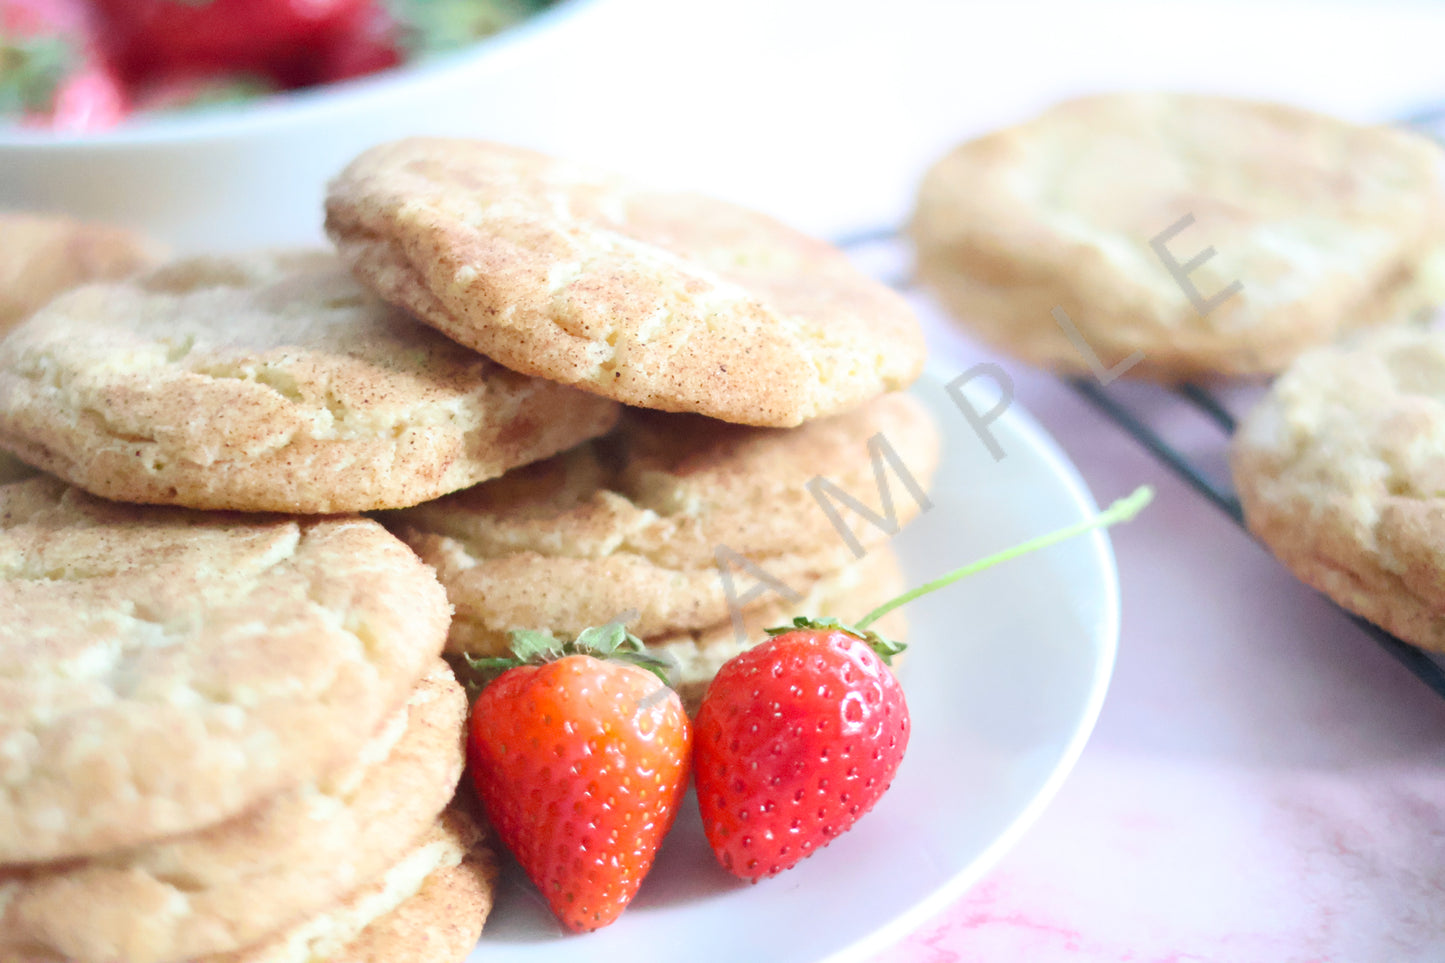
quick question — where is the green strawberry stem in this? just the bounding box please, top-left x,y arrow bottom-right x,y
855,484 -> 1154,630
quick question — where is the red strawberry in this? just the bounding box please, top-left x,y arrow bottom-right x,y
466,623 -> 691,933
93,0 -> 368,80
310,1 -> 402,85
693,618 -> 908,881
1,0 -> 128,130
693,485 -> 1157,882
30,57 -> 125,129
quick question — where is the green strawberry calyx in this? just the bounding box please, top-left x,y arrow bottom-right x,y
765,615 -> 907,665
464,620 -> 675,689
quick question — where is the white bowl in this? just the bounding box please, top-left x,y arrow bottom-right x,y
0,0 -> 597,251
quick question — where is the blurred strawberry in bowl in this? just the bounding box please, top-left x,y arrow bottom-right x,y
1,0 -> 126,130
93,0 -> 370,80
0,0 -> 585,251
3,0 -> 559,129
129,71 -> 281,116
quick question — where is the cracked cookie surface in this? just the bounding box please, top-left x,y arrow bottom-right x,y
0,250 -> 619,513
912,93 -> 1445,381
0,477 -> 451,863
325,139 -> 926,427
382,392 -> 938,656
1233,327 -> 1445,651
0,661 -> 467,963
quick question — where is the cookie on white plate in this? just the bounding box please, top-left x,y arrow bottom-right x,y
0,477 -> 451,863
0,250 -> 619,513
326,138 -> 927,427
110,803 -> 497,963
649,544 -> 909,712
0,661 -> 467,963
383,392 -> 938,657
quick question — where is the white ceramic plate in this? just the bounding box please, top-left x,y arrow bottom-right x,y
470,370 -> 1121,962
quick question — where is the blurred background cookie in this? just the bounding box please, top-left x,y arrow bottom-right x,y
0,212 -> 165,332
0,212 -> 158,487
911,93 -> 1445,382
0,478 -> 451,863
0,250 -> 619,513
1233,326 -> 1445,652
382,392 -> 938,659
0,449 -> 35,486
326,138 -> 926,427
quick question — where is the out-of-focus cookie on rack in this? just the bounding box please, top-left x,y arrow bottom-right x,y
910,93 -> 1445,382
1233,326 -> 1445,652
0,250 -> 620,514
0,661 -> 468,963
0,212 -> 166,333
0,477 -> 451,864
380,392 -> 939,660
325,138 -> 927,427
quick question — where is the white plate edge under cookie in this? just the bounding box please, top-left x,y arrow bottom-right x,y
471,366 -> 1121,962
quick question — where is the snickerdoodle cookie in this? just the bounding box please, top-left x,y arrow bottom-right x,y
0,250 -> 619,513
202,804 -> 496,963
325,139 -> 926,426
1233,326 -> 1445,651
383,392 -> 938,657
0,212 -> 165,332
0,661 -> 467,963
651,544 -> 908,711
912,93 -> 1445,381
0,477 -> 451,863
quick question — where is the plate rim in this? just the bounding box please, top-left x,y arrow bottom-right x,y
822,365 -> 1122,963
469,365 -> 1123,962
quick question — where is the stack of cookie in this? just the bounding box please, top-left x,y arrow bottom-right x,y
0,249 -> 612,961
381,395 -> 936,708
0,138 -> 934,960
910,91 -> 1445,656
322,138 -> 939,703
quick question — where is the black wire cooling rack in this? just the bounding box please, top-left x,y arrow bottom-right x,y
1065,377 -> 1445,699
836,103 -> 1445,700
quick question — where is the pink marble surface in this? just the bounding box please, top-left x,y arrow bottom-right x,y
876,296 -> 1445,962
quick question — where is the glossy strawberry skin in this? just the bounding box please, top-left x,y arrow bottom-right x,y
468,654 -> 691,933
693,628 -> 909,881
311,1 -> 401,84
93,0 -> 368,79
